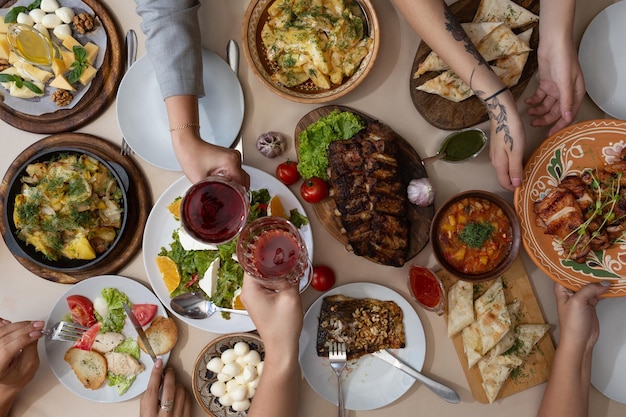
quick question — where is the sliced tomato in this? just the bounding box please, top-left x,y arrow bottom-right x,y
73,322 -> 102,351
132,304 -> 158,326
66,295 -> 97,327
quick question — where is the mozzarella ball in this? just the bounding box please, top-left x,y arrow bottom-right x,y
248,377 -> 260,390
243,350 -> 261,366
221,362 -> 242,378
257,361 -> 264,376
233,341 -> 250,357
206,357 -> 224,373
34,24 -> 49,38
228,385 -> 248,402
216,372 -> 231,382
209,381 -> 226,397
29,9 -> 47,24
240,365 -> 257,384
17,12 -> 35,26
220,348 -> 237,364
41,13 -> 62,29
55,7 -> 75,24
232,400 -> 251,412
247,386 -> 256,399
218,393 -> 234,407
40,0 -> 60,13
53,24 -> 71,40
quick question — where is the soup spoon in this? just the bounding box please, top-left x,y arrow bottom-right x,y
170,292 -> 249,319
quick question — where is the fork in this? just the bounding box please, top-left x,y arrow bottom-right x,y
121,29 -> 137,156
329,342 -> 347,417
43,321 -> 89,342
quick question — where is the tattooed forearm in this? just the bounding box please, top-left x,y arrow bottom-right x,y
443,5 -> 487,66
486,96 -> 514,152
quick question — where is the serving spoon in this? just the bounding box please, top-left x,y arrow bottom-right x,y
170,292 -> 249,319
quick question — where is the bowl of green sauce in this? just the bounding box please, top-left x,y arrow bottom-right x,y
423,128 -> 488,165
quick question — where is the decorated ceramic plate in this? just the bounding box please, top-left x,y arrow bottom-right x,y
513,119 -> 626,296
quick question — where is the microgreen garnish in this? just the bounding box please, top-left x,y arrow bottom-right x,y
68,45 -> 88,84
4,0 -> 42,23
0,74 -> 42,94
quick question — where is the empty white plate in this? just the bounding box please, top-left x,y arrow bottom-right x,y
116,49 -> 244,171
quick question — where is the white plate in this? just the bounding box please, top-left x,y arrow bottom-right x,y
116,49 -> 244,171
44,275 -> 170,403
591,297 -> 626,404
143,166 -> 313,333
579,1 -> 626,119
299,283 -> 426,410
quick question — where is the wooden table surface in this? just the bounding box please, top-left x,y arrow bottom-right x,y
1,1 -> 625,417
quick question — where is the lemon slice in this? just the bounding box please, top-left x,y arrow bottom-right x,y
167,198 -> 182,220
155,255 -> 181,293
267,195 -> 287,218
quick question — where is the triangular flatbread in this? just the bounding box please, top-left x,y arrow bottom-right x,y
462,322 -> 483,368
494,28 -> 533,87
416,70 -> 475,102
447,280 -> 474,338
474,278 -> 512,354
476,24 -> 532,62
512,323 -> 550,356
478,353 -> 524,403
473,0 -> 539,29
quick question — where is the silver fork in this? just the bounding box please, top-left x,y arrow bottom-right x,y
43,321 -> 89,342
329,342 -> 347,417
121,29 -> 137,156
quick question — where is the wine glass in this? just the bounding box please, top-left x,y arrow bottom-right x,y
180,176 -> 250,245
236,216 -> 311,291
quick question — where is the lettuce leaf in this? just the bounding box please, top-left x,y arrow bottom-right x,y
96,288 -> 130,332
107,372 -> 136,396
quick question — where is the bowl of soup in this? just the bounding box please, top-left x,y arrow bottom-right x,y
430,190 -> 520,282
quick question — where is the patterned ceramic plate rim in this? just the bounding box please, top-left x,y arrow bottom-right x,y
514,119 -> 626,296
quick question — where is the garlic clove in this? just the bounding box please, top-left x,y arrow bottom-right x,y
256,131 -> 287,158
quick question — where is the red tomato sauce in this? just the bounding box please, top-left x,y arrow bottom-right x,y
409,266 -> 443,309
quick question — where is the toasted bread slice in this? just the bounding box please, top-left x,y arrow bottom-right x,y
139,316 -> 178,355
64,347 -> 107,390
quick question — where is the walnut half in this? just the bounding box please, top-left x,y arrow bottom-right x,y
73,12 -> 95,34
0,58 -> 10,72
51,89 -> 73,107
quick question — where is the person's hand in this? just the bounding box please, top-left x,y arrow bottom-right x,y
525,39 -> 585,137
0,319 -> 43,394
172,132 -> 250,188
486,90 -> 526,191
140,360 -> 191,417
240,273 -> 303,355
553,281 -> 609,353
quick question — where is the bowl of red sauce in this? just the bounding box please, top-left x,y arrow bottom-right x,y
430,190 -> 520,282
407,265 -> 445,314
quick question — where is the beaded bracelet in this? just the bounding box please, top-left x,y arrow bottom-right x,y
169,122 -> 200,132
483,86 -> 509,102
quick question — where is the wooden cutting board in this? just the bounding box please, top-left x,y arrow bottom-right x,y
437,256 -> 555,403
294,105 -> 434,266
410,0 -> 540,130
0,0 -> 124,133
0,133 -> 151,284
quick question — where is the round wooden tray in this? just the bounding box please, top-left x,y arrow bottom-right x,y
410,0 -> 539,130
294,105 -> 434,266
0,0 -> 124,133
0,133 -> 152,284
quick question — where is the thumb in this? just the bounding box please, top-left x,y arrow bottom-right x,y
576,281 -> 611,306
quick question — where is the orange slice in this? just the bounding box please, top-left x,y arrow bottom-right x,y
267,195 -> 287,218
155,255 -> 181,293
232,288 -> 246,310
167,198 -> 182,220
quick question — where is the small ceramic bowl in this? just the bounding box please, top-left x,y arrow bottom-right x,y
242,0 -> 380,103
406,265 -> 446,314
193,333 -> 265,417
430,190 -> 521,282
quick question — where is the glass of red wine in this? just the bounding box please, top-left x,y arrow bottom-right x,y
180,176 -> 250,245
236,216 -> 311,291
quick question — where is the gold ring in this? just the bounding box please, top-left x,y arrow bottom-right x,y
160,399 -> 175,412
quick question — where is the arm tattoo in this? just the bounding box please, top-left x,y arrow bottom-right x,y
443,5 -> 487,67
486,96 -> 514,152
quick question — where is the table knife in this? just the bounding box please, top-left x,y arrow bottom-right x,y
226,39 -> 243,159
372,349 -> 460,404
123,302 -> 158,363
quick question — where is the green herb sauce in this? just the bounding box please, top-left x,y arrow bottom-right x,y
440,129 -> 486,162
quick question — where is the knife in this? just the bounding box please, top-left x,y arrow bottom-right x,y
226,39 -> 244,160
123,302 -> 158,363
372,349 -> 460,404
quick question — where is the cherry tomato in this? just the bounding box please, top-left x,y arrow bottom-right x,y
300,177 -> 328,203
311,265 -> 336,292
276,160 -> 300,185
132,304 -> 158,326
66,295 -> 97,327
73,322 -> 102,351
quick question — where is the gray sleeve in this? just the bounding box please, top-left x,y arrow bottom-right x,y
134,0 -> 205,99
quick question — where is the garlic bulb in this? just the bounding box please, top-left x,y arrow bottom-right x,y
256,131 -> 286,158
407,178 -> 435,206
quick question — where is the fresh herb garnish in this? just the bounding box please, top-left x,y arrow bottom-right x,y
4,0 -> 41,23
459,221 -> 495,248
0,74 -> 43,94
68,45 -> 88,84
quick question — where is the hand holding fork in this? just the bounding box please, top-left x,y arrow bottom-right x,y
329,342 -> 347,417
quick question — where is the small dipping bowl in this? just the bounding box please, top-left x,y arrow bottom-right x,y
407,265 -> 445,314
180,176 -> 250,245
422,128 -> 488,166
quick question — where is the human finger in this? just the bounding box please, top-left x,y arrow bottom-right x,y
575,281 -> 611,307
553,282 -> 574,306
0,321 -> 44,358
524,87 -> 547,106
141,358 -> 163,413
159,367 -> 177,414
172,383 -> 189,417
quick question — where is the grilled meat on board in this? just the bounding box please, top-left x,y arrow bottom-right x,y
327,121 -> 409,266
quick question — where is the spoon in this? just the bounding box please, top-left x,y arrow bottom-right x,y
170,292 -> 249,319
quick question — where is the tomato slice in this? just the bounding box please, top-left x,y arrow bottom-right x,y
132,304 -> 158,326
66,295 -> 97,327
73,322 -> 102,351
